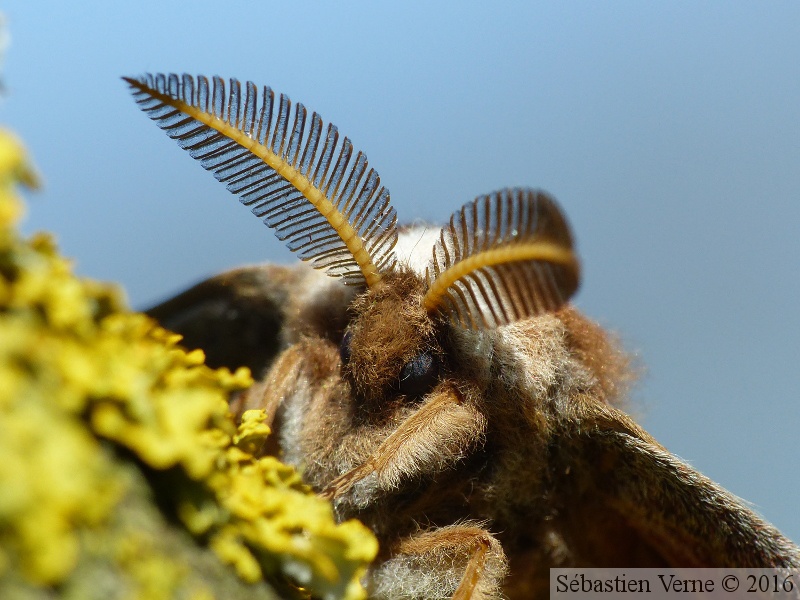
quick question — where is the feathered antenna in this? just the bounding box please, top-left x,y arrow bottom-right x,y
422,188 -> 580,328
124,73 -> 397,287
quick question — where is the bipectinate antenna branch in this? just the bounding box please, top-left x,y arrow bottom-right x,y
124,73 -> 398,288
423,188 -> 580,328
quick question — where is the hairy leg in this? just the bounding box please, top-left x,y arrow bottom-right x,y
320,384 -> 486,500
367,524 -> 507,600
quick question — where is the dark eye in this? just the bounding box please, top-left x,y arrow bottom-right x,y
339,330 -> 352,365
398,351 -> 439,398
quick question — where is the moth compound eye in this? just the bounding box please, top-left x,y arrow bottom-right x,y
339,330 -> 352,365
398,351 -> 439,399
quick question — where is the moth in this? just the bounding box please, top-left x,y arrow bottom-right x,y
125,73 -> 800,599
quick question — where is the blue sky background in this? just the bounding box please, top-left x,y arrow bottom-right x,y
4,2 -> 799,542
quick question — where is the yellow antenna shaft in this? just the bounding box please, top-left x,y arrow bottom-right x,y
422,242 -> 577,314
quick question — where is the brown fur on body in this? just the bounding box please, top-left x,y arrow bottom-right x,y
156,243 -> 800,600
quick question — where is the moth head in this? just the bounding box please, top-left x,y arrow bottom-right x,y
339,186 -> 581,405
340,270 -> 440,404
125,74 -> 580,402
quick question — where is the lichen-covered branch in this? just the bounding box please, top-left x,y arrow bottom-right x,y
0,130 -> 377,599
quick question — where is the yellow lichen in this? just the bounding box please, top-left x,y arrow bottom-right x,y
233,409 -> 273,454
0,124 -> 376,599
0,131 -> 122,585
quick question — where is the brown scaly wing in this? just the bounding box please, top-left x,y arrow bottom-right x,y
547,402 -> 800,569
